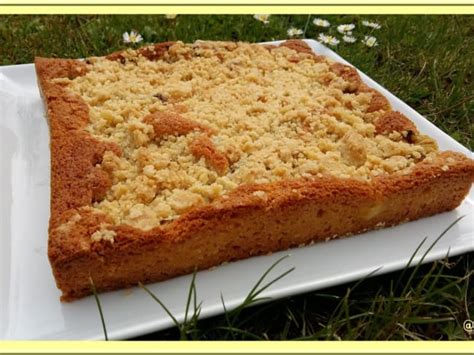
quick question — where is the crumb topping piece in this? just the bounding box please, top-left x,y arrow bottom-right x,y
189,134 -> 229,176
91,224 -> 116,243
144,111 -> 213,140
61,41 -> 438,230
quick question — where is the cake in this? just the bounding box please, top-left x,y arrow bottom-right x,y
34,40 -> 474,301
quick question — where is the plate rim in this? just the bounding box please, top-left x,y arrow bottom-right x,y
1,38 -> 473,340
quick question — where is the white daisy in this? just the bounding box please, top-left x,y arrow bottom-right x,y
313,18 -> 330,27
165,14 -> 178,20
287,27 -> 304,38
362,35 -> 378,47
253,14 -> 271,24
342,35 -> 357,43
122,30 -> 143,44
318,33 -> 340,46
362,20 -> 381,29
337,24 -> 355,34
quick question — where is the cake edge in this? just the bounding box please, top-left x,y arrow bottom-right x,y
34,40 -> 474,301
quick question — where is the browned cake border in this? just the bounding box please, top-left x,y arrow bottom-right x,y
35,40 -> 474,301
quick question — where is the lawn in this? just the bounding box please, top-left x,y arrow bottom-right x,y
1,14 -> 472,340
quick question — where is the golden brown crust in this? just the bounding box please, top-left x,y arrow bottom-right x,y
358,83 -> 391,113
35,57 -> 122,230
189,134 -> 230,176
330,63 -> 362,93
49,133 -> 120,226
143,111 -> 212,140
55,151 -> 474,301
35,41 -> 474,301
106,41 -> 176,62
279,39 -> 314,54
374,111 -> 418,136
278,39 -> 325,62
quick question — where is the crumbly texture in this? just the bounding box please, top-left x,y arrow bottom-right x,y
35,40 -> 474,301
56,41 -> 438,230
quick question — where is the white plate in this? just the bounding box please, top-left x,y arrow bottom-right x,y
1,39 -> 473,340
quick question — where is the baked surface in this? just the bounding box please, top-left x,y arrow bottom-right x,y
35,40 -> 474,301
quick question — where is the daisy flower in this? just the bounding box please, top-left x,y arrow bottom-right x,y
165,14 -> 178,20
318,33 -> 340,46
362,20 -> 381,29
337,24 -> 355,35
342,35 -> 357,43
362,35 -> 378,47
313,18 -> 330,27
122,30 -> 143,44
287,27 -> 304,38
253,14 -> 271,24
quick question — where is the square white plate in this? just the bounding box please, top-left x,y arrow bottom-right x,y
1,39 -> 472,340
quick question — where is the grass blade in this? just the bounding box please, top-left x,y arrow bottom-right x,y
89,277 -> 108,341
395,237 -> 427,290
218,255 -> 295,338
243,255 -> 292,304
184,269 -> 197,326
139,282 -> 182,331
401,216 -> 465,296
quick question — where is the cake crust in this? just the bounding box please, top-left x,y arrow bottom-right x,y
35,40 -> 474,301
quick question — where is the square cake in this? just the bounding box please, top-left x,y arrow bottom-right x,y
34,40 -> 474,301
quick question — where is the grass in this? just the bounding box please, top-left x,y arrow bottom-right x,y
90,277 -> 108,341
1,15 -> 473,148
2,14 -> 472,340
130,218 -> 472,340
139,256 -> 294,341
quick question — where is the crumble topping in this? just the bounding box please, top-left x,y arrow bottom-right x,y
91,224 -> 116,243
252,190 -> 268,201
55,213 -> 82,234
58,41 -> 438,230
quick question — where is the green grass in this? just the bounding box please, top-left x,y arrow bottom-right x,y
2,14 -> 472,340
136,255 -> 472,340
1,15 -> 473,148
128,219 -> 472,340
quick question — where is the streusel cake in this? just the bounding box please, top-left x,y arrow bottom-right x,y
35,40 -> 474,300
